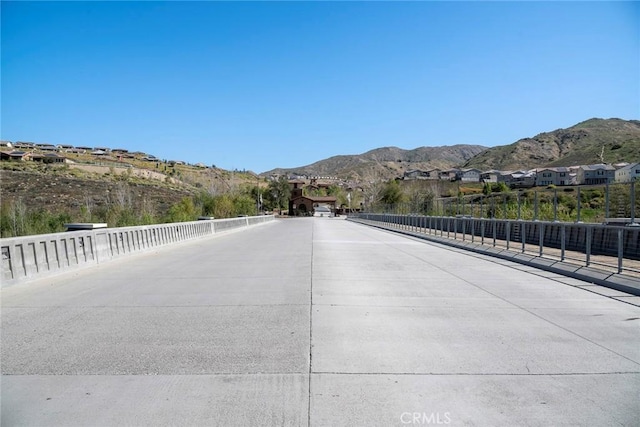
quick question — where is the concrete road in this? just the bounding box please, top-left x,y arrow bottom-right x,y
2,218 -> 639,426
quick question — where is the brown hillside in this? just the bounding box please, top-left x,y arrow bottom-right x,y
463,118 -> 640,170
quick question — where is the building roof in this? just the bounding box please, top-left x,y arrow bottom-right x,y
1,150 -> 29,157
537,167 -> 571,173
580,163 -> 615,171
615,162 -> 640,172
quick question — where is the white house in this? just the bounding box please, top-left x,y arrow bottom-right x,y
460,168 -> 482,182
615,162 -> 640,183
535,167 -> 572,186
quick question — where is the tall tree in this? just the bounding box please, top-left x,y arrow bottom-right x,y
380,180 -> 404,206
268,176 -> 291,214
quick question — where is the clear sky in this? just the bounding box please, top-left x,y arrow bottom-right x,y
2,1 -> 638,173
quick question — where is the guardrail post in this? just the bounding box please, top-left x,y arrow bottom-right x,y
462,219 -> 466,242
554,189 -> 558,222
586,226 -> 592,266
454,218 -> 458,240
506,221 -> 511,250
631,181 -> 636,224
561,224 -> 566,261
492,219 -> 497,247
605,182 -> 610,219
521,222 -> 526,253
471,219 -> 475,243
539,223 -> 544,257
480,219 -> 485,245
618,228 -> 623,273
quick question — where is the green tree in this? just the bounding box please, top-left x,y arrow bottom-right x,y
380,180 -> 404,206
166,197 -> 198,223
268,176 -> 290,214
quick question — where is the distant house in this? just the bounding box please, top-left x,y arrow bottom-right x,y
577,164 -> 616,185
288,180 -> 337,216
500,170 -> 536,188
66,148 -> 87,154
36,144 -> 58,151
0,141 -> 13,149
535,167 -> 571,186
0,151 -> 32,161
111,148 -> 129,154
439,169 -> 460,181
403,169 -> 429,180
14,142 -> 35,149
75,146 -> 93,151
93,147 -> 111,152
425,168 -> 441,179
56,144 -> 74,150
460,168 -> 481,182
615,163 -> 640,183
32,153 -> 66,164
480,170 -> 501,183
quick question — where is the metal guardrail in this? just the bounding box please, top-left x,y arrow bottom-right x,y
0,215 -> 275,286
351,213 -> 640,276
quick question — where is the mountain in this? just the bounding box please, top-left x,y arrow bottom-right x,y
462,118 -> 640,171
262,144 -> 488,181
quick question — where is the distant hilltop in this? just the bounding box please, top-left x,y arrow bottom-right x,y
263,144 -> 488,181
462,118 -> 640,171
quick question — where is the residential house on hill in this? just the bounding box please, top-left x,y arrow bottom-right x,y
36,144 -> 58,151
0,151 -> 32,161
14,142 -> 35,149
535,167 -> 572,186
439,169 -> 460,181
500,170 -> 536,188
460,168 -> 481,182
577,164 -> 615,185
32,153 -> 67,164
480,170 -> 503,183
403,169 -> 429,180
615,163 -> 640,183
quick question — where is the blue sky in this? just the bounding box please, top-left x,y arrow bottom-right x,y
2,1 -> 638,173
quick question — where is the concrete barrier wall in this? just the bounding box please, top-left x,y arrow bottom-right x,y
1,215 -> 274,287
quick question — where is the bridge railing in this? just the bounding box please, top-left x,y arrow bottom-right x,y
350,213 -> 639,277
1,215 -> 274,287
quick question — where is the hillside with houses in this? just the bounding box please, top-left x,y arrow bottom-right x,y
401,162 -> 639,188
1,117 -> 638,234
